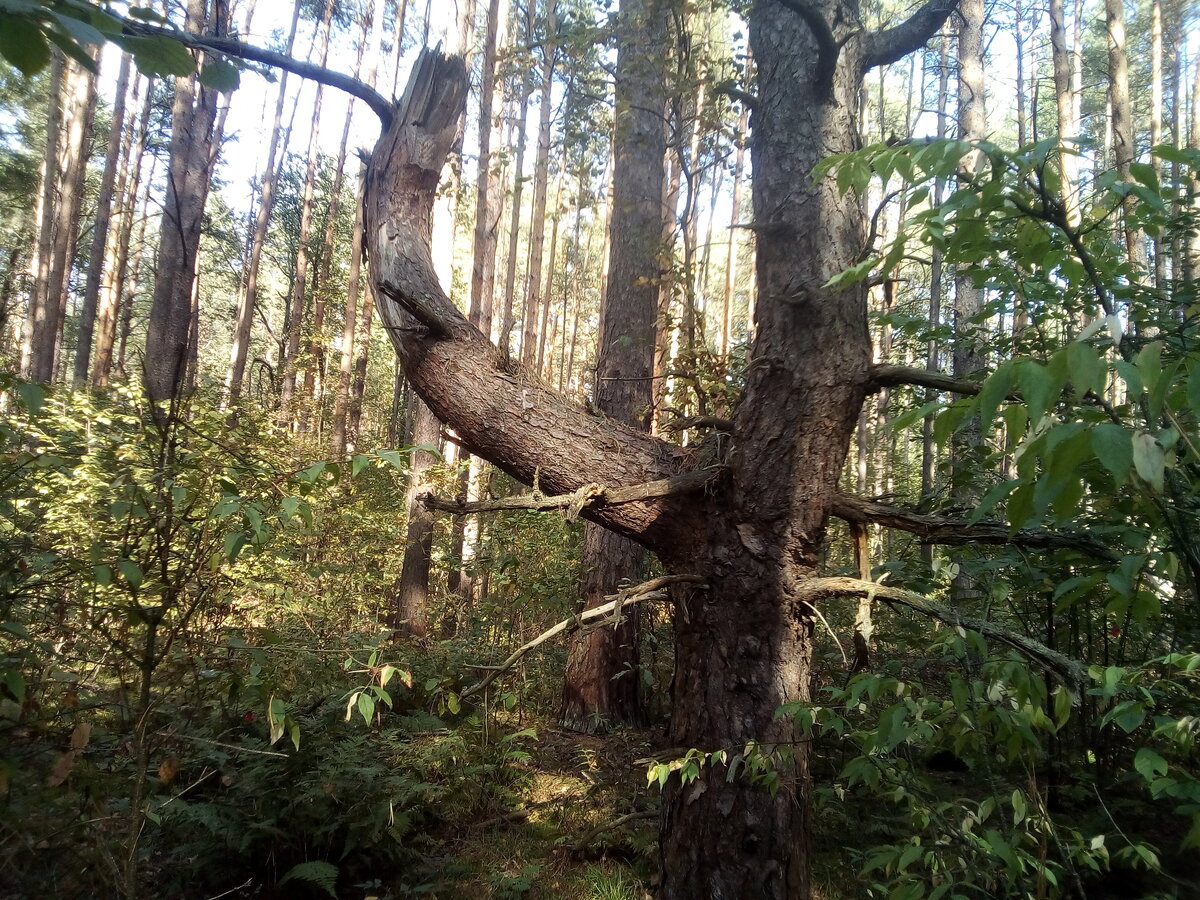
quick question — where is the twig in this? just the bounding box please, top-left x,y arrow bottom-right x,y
165,733 -> 290,757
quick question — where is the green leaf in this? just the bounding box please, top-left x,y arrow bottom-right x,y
447,692 -> 461,715
278,861 -> 338,898
1134,748 -> 1168,782
120,33 -> 195,77
15,380 -> 46,415
224,530 -> 247,563
1092,424 -> 1133,485
356,691 -> 376,724
0,14 -> 50,76
117,559 -> 143,590
198,58 -> 239,92
94,564 -> 113,587
1011,789 -> 1027,825
1131,432 -> 1165,493
351,454 -> 373,478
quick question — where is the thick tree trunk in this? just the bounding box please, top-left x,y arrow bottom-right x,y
20,52 -> 64,383
561,0 -> 667,732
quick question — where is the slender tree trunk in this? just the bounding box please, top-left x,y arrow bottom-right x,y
561,0 -> 668,732
1150,0 -> 1165,289
144,0 -> 230,405
1049,0 -> 1081,226
20,52 -> 64,382
1107,0 -> 1144,268
521,0 -> 556,368
468,0 -> 509,337
74,51 -> 132,386
722,104 -> 748,359
226,0 -> 301,406
94,75 -> 152,388
499,64 -> 532,358
394,398 -> 441,635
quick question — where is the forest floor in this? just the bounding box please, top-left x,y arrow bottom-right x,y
441,721 -> 661,900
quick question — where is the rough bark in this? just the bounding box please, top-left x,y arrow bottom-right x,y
1049,0 -> 1081,226
20,51 -> 63,383
561,0 -> 667,732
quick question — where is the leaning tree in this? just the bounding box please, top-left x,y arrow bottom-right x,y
358,2 -> 971,894
10,0 -> 1097,893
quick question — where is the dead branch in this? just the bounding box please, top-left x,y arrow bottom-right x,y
422,469 -> 720,516
869,363 -> 994,397
795,576 -> 1089,691
831,493 -> 1119,562
458,575 -> 705,701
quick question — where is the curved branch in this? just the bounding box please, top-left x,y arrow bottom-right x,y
831,493 -> 1120,562
797,576 -> 1089,691
364,49 -> 703,549
862,0 -> 961,72
775,0 -> 839,95
118,18 -> 394,124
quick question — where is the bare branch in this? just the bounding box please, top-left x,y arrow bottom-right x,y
459,576 -> 705,700
775,0 -> 839,95
869,363 -> 989,397
831,493 -> 1120,562
862,0 -> 962,72
422,469 -> 721,516
118,18 -> 394,124
796,576 -> 1089,691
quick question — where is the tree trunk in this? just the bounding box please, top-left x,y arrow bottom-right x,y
20,51 -> 64,383
74,51 -> 132,386
394,397 -> 441,635
1049,0 -> 1081,226
561,0 -> 667,731
499,64 -> 532,359
144,0 -> 229,405
225,0 -> 301,407
468,0 -> 509,337
521,0 -> 556,369
1107,0 -> 1143,268
94,74 -> 153,388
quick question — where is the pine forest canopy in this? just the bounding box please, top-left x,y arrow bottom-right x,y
2,0 -> 1200,897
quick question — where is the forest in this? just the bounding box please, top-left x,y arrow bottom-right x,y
1,0 -> 1199,896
